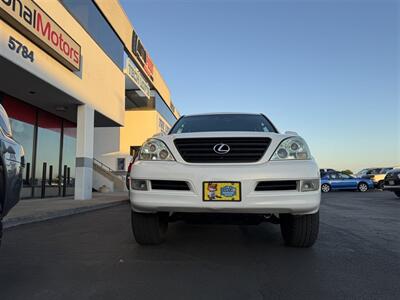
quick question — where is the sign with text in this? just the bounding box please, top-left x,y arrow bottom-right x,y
0,0 -> 81,71
125,58 -> 151,99
131,29 -> 154,79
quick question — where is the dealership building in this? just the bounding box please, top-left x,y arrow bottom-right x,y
0,0 -> 179,200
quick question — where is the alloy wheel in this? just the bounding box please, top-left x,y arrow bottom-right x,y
321,184 -> 330,193
358,183 -> 368,192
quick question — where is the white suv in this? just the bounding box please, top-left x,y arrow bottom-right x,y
129,113 -> 320,247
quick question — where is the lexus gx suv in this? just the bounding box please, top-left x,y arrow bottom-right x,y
129,113 -> 320,247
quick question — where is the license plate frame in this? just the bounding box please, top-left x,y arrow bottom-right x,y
203,181 -> 241,202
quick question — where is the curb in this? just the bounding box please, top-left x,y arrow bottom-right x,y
3,199 -> 129,229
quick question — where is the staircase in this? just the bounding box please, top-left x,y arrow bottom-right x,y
93,158 -> 126,192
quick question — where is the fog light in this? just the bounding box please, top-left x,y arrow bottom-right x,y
301,179 -> 319,192
131,179 -> 148,191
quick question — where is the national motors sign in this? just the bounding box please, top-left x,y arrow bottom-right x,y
131,29 -> 154,80
0,0 -> 81,71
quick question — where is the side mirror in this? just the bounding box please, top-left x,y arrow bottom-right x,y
285,131 -> 298,136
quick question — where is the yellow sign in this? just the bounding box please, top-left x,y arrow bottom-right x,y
0,0 -> 81,71
203,182 -> 241,201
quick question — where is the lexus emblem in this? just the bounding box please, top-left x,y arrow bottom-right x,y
213,143 -> 230,155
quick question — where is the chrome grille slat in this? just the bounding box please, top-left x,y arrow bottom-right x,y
174,137 -> 271,163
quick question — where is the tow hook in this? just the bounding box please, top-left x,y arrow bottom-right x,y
264,214 -> 280,224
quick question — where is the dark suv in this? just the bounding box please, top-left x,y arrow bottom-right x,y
0,103 -> 24,246
383,169 -> 400,198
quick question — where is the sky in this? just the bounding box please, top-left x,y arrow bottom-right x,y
120,0 -> 400,172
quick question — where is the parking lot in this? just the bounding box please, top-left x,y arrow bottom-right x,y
0,191 -> 399,300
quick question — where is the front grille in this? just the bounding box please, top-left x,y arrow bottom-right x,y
384,172 -> 400,185
151,180 -> 190,191
174,137 -> 271,163
255,180 -> 298,191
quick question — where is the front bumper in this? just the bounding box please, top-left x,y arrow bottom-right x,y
129,160 -> 320,215
383,185 -> 400,192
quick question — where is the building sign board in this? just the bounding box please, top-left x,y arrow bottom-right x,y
125,58 -> 151,99
131,29 -> 154,79
158,116 -> 170,135
0,0 -> 81,71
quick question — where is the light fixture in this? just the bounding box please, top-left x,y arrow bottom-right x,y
55,106 -> 68,112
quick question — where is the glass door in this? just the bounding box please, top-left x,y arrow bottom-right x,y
34,111 -> 62,198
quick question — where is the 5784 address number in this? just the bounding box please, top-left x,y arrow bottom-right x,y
8,36 -> 34,63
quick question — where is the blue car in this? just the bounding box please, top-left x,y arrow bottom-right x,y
321,172 -> 374,193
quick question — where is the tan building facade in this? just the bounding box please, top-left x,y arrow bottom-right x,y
0,0 -> 178,199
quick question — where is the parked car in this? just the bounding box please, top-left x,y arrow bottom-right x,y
320,172 -> 374,193
129,113 -> 320,248
383,169 -> 400,198
320,168 -> 336,177
0,104 -> 24,246
355,168 -> 393,189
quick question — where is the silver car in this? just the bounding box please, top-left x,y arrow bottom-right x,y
0,104 -> 24,246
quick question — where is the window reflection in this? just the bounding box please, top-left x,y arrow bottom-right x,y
2,95 -> 78,199
62,121 -> 76,196
34,111 -> 62,197
61,0 -> 124,69
2,97 -> 35,198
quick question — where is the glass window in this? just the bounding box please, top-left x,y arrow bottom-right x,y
117,158 -> 125,171
367,168 -> 381,175
61,0 -> 124,69
356,169 -> 367,176
339,173 -> 352,179
34,111 -> 62,197
2,96 -> 36,189
155,94 -> 177,127
380,168 -> 393,174
0,104 -> 12,136
170,114 -> 277,134
62,121 -> 76,195
329,173 -> 339,179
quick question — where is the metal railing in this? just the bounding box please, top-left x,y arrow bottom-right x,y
93,158 -> 125,181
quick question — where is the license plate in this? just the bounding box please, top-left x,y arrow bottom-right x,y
203,182 -> 241,201
389,180 -> 395,185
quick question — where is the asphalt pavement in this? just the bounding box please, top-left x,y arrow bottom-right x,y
0,191 -> 399,300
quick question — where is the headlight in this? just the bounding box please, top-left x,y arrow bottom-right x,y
397,174 -> 400,180
271,137 -> 311,160
300,179 -> 320,192
138,138 -> 175,161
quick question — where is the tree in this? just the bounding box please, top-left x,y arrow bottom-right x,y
341,169 -> 353,175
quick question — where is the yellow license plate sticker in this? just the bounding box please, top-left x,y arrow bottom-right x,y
203,182 -> 241,201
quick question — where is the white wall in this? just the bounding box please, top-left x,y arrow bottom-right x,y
94,127 -> 121,170
93,169 -> 114,192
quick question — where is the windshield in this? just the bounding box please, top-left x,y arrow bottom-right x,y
170,114 -> 277,134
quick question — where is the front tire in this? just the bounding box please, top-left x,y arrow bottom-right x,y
131,211 -> 168,245
321,183 -> 331,193
280,211 -> 319,248
358,182 -> 369,192
378,181 -> 384,190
